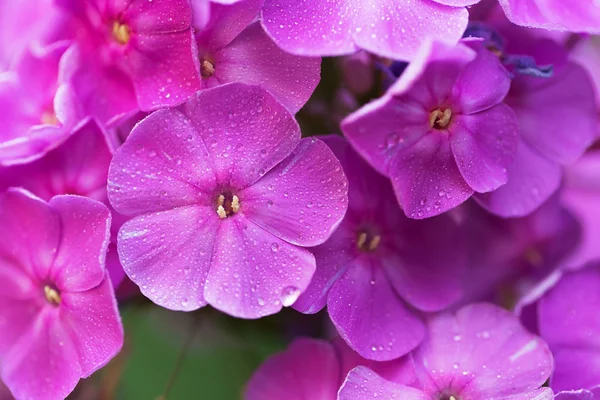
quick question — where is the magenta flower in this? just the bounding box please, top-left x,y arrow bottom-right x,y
261,0 -> 478,60
342,39 -> 519,219
194,0 -> 321,113
0,42 -> 84,166
470,18 -> 598,217
108,83 -> 348,318
537,263 -> 600,392
459,194 -> 581,306
0,189 -> 123,400
293,135 -> 466,360
57,0 -> 201,112
245,337 -> 415,400
0,120 -> 126,288
498,0 -> 600,33
339,303 -> 554,400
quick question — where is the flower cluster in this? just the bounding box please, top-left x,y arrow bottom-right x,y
0,0 -> 598,399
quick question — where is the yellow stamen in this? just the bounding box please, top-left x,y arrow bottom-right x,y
216,193 -> 240,218
41,111 -> 59,126
231,195 -> 240,213
201,60 -> 215,78
429,108 -> 452,130
112,21 -> 131,45
368,235 -> 381,251
357,232 -> 368,250
44,285 -> 61,306
356,231 -> 381,252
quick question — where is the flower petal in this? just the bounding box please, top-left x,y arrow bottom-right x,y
195,0 -> 263,50
60,276 -> 123,377
211,21 -> 320,113
261,0 -> 468,60
389,133 -> 474,219
339,366 -> 428,400
292,217 -> 356,314
49,195 -> 111,292
179,83 -> 302,189
451,46 -> 512,114
449,104 -> 519,193
108,108 -> 218,216
382,214 -> 466,312
0,188 -> 59,280
1,309 -> 82,400
474,139 -> 561,217
245,338 -> 340,400
413,303 -> 553,398
123,0 -> 193,34
126,30 -> 201,111
118,205 -> 219,311
241,137 -> 348,247
329,260 -> 425,361
204,216 -> 316,318
507,62 -> 598,164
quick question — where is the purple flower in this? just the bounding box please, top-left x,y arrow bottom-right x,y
342,40 -> 519,219
471,18 -> 598,217
339,303 -> 554,400
294,136 -> 466,361
245,337 -> 415,400
0,189 -> 123,400
0,42 -> 84,166
498,0 -> 600,33
194,0 -> 321,113
0,120 -> 126,288
108,83 -> 348,318
57,0 -> 201,111
458,194 -> 581,306
537,263 -> 600,392
260,0 -> 478,60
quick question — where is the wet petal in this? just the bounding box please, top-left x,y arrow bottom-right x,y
126,30 -> 201,111
49,195 -> 111,292
389,133 -> 474,219
449,104 -> 519,193
204,216 -> 316,318
211,21 -> 321,113
328,260 -> 425,361
413,303 -> 553,398
241,138 -> 348,247
108,108 -> 217,216
60,276 -> 123,377
195,0 -> 263,50
118,205 -> 219,311
179,83 -> 301,189
1,310 -> 81,400
339,366 -> 428,400
474,139 -> 561,218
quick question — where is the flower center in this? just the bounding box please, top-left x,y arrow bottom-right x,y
356,230 -> 381,252
201,59 -> 215,78
44,285 -> 61,306
430,108 -> 452,130
216,193 -> 240,218
41,110 -> 58,126
112,21 -> 131,45
438,394 -> 460,400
